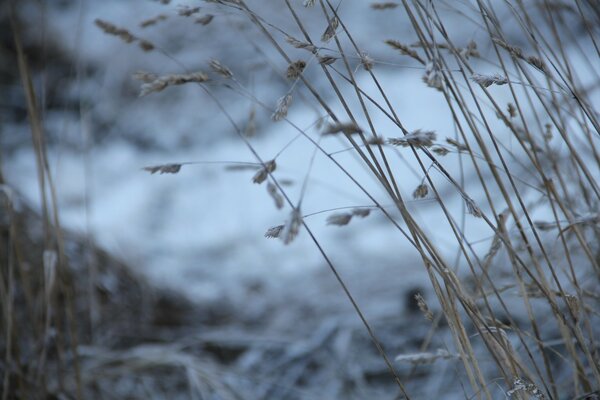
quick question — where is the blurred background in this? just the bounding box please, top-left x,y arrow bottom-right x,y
1,0 -> 599,399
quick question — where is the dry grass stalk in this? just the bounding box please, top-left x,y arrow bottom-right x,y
384,40 -> 424,64
388,129 -> 436,148
136,71 -> 209,96
252,160 -> 276,184
371,2 -> 398,10
471,73 -> 508,88
282,208 -> 302,244
322,121 -> 363,135
321,17 -> 339,43
286,60 -> 306,79
143,164 -> 182,174
209,59 -> 233,78
271,94 -> 292,121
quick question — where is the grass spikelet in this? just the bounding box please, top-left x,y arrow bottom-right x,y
265,225 -> 284,238
245,106 -> 257,137
463,195 -> 482,218
412,183 -> 429,199
267,182 -> 284,209
507,103 -> 517,118
210,59 -> 233,78
493,38 -> 524,58
384,40 -> 424,64
359,52 -> 374,70
388,129 -> 436,148
318,55 -> 337,65
138,40 -> 155,52
415,292 -> 433,321
321,17 -> 339,43
371,2 -> 398,10
326,213 -> 352,226
303,0 -> 316,7
446,137 -> 469,152
140,14 -> 168,28
177,5 -> 201,17
526,56 -> 546,72
252,160 -> 276,184
282,208 -> 302,244
195,14 -> 214,25
136,71 -> 209,96
322,121 -> 363,135
286,60 -> 306,79
272,94 -> 292,121
432,146 -> 449,156
94,19 -> 136,43
471,73 -> 508,88
143,163 -> 182,174
285,36 -> 317,53
351,208 -> 371,218
423,60 -> 444,91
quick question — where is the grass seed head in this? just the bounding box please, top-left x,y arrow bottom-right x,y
326,213 -> 352,226
272,94 -> 292,121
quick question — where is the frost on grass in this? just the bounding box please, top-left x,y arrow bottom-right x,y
388,129 -> 436,148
